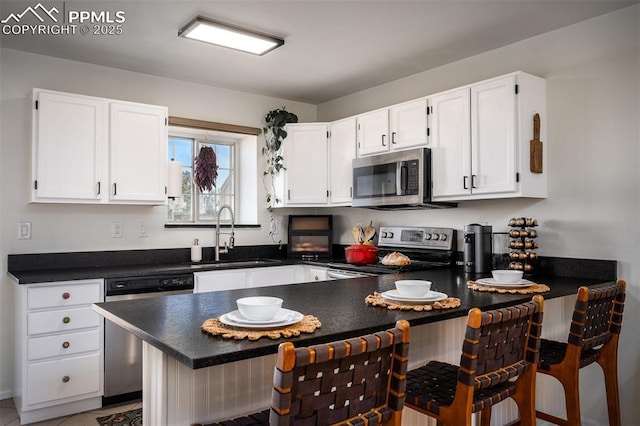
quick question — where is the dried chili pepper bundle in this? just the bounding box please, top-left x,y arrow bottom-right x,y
194,146 -> 218,192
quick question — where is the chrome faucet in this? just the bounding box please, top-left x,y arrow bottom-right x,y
215,204 -> 235,261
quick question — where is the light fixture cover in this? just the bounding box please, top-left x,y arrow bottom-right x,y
179,16 -> 284,55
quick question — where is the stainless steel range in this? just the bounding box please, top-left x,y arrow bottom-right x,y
329,226 -> 457,274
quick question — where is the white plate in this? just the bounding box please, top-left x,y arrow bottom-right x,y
381,290 -> 448,303
475,278 -> 535,288
220,309 -> 303,329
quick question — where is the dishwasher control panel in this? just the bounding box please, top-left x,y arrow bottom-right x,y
105,274 -> 194,296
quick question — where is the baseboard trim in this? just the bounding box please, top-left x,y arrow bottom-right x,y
0,389 -> 13,400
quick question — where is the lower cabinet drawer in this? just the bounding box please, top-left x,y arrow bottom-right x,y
28,329 -> 101,361
27,281 -> 102,310
28,307 -> 101,336
26,352 -> 101,406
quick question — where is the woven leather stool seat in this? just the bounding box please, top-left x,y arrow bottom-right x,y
536,280 -> 626,426
405,296 -> 544,426
194,319 -> 410,426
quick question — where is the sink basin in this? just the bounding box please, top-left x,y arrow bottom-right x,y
189,259 -> 283,269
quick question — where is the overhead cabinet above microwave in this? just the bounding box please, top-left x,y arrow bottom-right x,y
31,89 -> 168,205
430,72 -> 547,201
357,98 -> 429,157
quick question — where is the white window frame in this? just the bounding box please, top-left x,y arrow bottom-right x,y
167,126 -> 258,225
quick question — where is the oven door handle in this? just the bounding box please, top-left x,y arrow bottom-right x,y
327,269 -> 373,280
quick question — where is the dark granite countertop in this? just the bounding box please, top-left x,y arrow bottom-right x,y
92,268 -> 615,370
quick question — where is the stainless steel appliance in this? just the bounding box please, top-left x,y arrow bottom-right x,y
328,226 -> 456,274
351,148 -> 455,209
104,274 -> 194,404
463,224 -> 493,274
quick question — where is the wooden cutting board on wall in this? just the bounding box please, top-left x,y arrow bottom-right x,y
530,113 -> 543,173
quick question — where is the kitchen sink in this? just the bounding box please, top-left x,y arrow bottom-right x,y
189,258 -> 283,269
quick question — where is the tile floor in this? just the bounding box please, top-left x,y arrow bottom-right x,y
0,398 -> 141,426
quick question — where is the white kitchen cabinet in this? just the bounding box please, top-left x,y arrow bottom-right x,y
356,108 -> 390,156
13,279 -> 104,424
31,90 -> 107,203
280,123 -> 329,206
305,266 -> 329,282
31,88 -> 168,205
357,99 -> 429,157
194,270 -> 248,293
328,117 -> 357,205
248,265 -> 303,287
109,102 -> 168,203
431,72 -> 547,201
389,98 -> 429,150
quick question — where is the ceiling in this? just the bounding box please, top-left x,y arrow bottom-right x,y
1,0 -> 637,104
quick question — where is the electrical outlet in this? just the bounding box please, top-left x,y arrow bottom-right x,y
18,222 -> 31,240
138,222 -> 149,238
111,222 -> 123,238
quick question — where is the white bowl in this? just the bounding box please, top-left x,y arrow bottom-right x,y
236,296 -> 283,321
395,280 -> 432,297
491,270 -> 524,284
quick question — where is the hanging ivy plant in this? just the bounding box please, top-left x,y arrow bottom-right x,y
194,146 -> 218,192
263,107 -> 298,241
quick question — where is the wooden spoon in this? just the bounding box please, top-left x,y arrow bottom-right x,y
364,221 -> 376,243
352,226 -> 361,245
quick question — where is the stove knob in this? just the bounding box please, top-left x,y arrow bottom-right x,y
424,234 -> 431,240
431,233 -> 440,240
386,232 -> 394,238
439,233 -> 448,241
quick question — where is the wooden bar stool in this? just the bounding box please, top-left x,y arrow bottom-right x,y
194,319 -> 410,426
404,295 -> 544,426
536,280 -> 626,426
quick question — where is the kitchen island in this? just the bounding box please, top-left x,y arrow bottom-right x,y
93,268 -> 614,425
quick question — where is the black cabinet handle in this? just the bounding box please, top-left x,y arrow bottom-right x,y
96,182 -> 101,195
381,134 -> 386,146
113,183 -> 117,196
463,176 -> 469,189
391,132 -> 397,144
471,175 -> 477,188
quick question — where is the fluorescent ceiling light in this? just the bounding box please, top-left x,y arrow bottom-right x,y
179,16 -> 284,55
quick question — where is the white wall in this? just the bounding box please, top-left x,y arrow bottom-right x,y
317,5 -> 640,425
0,48 -> 317,398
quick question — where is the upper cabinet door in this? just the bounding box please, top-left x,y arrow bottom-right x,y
430,87 -> 471,200
109,102 -> 168,204
357,108 -> 389,156
470,75 -> 517,195
328,117 -> 356,205
283,123 -> 329,205
32,91 -> 107,202
389,98 -> 428,150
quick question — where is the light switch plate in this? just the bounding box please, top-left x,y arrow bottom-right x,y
18,222 -> 31,240
138,222 -> 149,238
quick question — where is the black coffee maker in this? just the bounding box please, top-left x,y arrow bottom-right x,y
463,224 -> 493,274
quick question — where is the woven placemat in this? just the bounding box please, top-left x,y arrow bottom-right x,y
365,292 -> 461,311
467,280 -> 550,294
202,315 -> 321,340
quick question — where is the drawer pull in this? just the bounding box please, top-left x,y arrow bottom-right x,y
62,341 -> 70,349
62,317 -> 70,324
62,292 -> 70,300
62,375 -> 70,383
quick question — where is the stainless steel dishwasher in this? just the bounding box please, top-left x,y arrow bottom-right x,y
103,273 -> 194,405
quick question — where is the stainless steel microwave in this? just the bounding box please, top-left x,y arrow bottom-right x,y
352,148 -> 455,209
